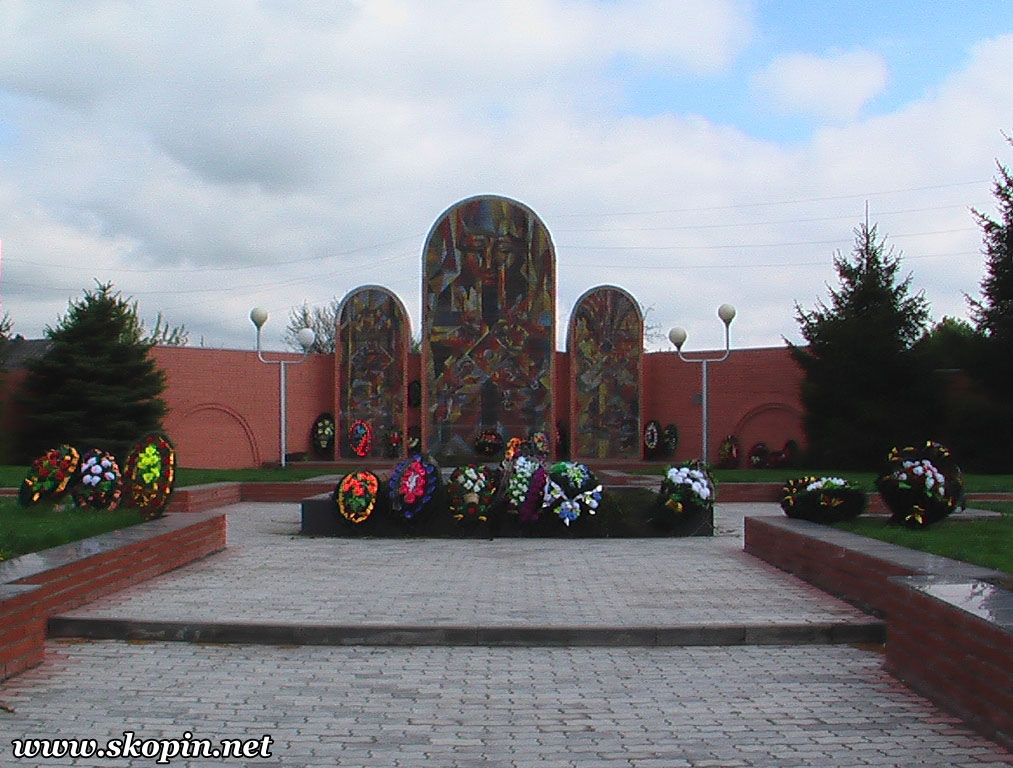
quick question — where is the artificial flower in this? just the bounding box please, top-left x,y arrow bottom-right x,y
388,454 -> 440,520
474,429 -> 504,457
336,471 -> 380,524
72,449 -> 123,510
123,433 -> 176,518
448,464 -> 498,523
541,461 -> 602,527
19,445 -> 80,507
780,475 -> 866,523
876,442 -> 963,528
348,420 -> 373,458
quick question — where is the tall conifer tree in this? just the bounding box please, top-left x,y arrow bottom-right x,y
790,222 -> 932,468
963,137 -> 1013,467
18,282 -> 167,459
968,139 -> 1013,387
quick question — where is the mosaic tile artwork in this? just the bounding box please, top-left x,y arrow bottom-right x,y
568,286 -> 643,458
335,286 -> 409,458
423,196 -> 555,459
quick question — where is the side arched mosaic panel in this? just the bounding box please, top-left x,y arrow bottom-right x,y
568,286 -> 643,459
335,286 -> 409,458
423,195 -> 556,460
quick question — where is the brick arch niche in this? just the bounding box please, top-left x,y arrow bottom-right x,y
176,404 -> 259,469
422,195 -> 556,460
334,285 -> 410,459
567,285 -> 643,459
732,402 -> 805,459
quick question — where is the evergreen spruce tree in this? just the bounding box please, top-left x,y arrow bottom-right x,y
17,282 -> 167,459
913,316 -> 979,371
790,222 -> 932,469
968,140 -> 1013,387
963,136 -> 1013,467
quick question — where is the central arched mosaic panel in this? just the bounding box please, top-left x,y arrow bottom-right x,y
423,196 -> 556,460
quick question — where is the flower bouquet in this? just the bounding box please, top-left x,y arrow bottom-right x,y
780,476 -> 866,523
347,420 -> 373,458
652,461 -> 715,530
335,470 -> 380,524
504,436 -> 529,461
311,413 -> 335,458
502,454 -> 548,523
72,449 -> 123,510
662,424 -> 679,458
769,439 -> 800,469
388,453 -> 440,521
748,442 -> 770,469
716,435 -> 740,469
528,430 -> 550,458
876,442 -> 964,528
474,429 -> 504,457
122,433 -> 176,519
541,461 -> 603,527
448,465 -> 498,524
19,444 -> 80,507
643,419 -> 661,459
385,429 -> 403,458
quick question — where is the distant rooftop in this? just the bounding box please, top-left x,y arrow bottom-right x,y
0,337 -> 51,370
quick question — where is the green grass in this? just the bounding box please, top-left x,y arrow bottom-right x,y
713,468 -> 878,487
0,466 -> 28,488
0,465 -> 337,489
834,504 -> 1013,574
0,497 -> 147,562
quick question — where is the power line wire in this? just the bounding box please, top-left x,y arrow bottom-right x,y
545,179 -> 989,218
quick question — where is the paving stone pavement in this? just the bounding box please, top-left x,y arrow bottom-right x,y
2,641 -> 1011,767
1,502 -> 1010,767
58,503 -> 866,628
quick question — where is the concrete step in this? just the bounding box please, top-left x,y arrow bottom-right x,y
48,615 -> 885,648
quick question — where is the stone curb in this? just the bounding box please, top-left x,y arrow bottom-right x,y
47,616 -> 885,648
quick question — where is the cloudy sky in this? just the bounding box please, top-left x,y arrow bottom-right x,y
1,0 -> 1011,353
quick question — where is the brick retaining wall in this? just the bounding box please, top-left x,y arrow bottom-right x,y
744,515 -> 1012,750
0,512 -> 226,682
166,481 -> 336,513
885,578 -> 1013,744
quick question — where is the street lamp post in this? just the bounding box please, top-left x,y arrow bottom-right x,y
250,307 -> 315,468
668,303 -> 736,465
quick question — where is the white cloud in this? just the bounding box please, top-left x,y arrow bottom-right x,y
0,4 -> 1009,355
752,48 -> 889,121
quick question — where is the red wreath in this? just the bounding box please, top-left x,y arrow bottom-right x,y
348,420 -> 373,457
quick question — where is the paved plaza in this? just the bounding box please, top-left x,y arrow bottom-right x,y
1,502 -> 1010,767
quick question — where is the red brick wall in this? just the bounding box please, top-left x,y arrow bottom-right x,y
745,515 -> 1013,751
886,587 -> 1013,750
2,344 -> 804,469
0,513 -> 226,682
152,347 -> 334,468
643,346 -> 805,464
